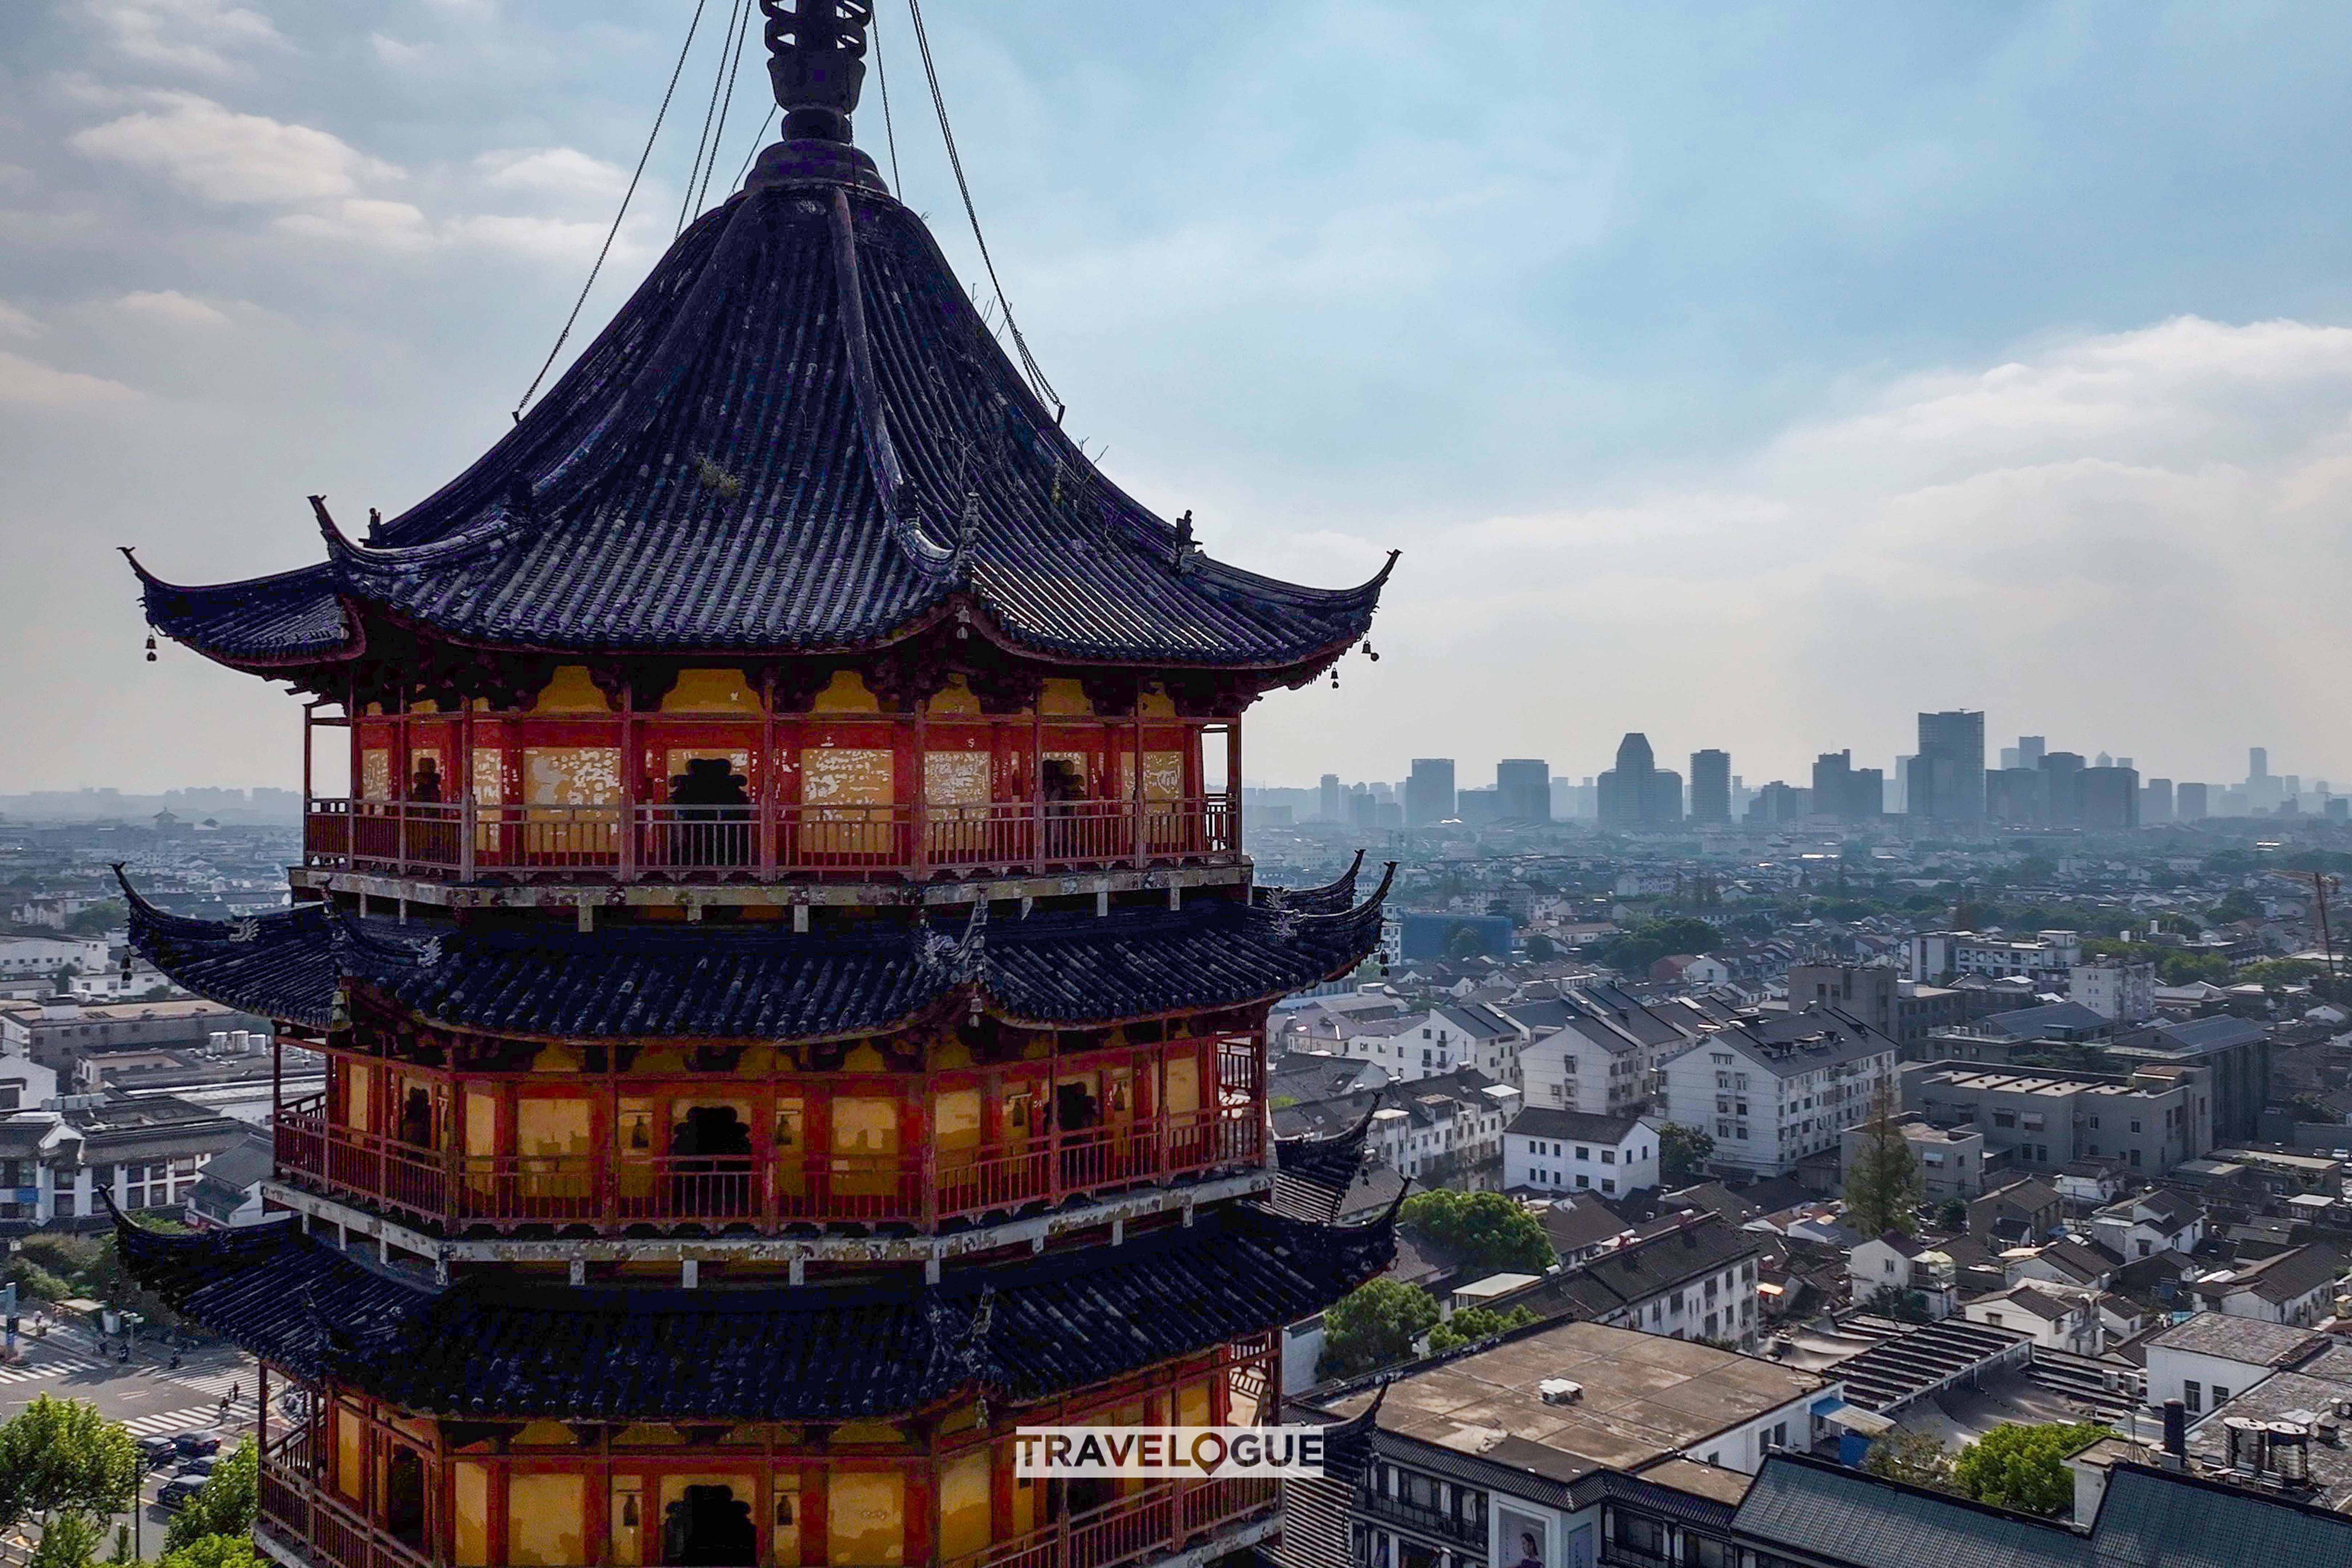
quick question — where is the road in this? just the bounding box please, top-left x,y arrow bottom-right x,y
0,1324 -> 262,1563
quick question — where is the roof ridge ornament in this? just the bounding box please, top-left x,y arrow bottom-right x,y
763,0 -> 872,145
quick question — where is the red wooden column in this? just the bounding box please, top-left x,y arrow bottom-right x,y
1131,705 -> 1146,866
912,701 -> 930,877
618,685 -> 638,882
758,670 -> 778,878
1226,719 -> 1243,856
1029,704 -> 1044,867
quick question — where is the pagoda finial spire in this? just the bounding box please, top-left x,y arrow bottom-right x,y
763,0 -> 872,145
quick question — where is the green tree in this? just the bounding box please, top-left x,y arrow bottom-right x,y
163,1442 -> 257,1555
1444,924 -> 1492,962
1951,1422 -> 2109,1515
1426,1306 -> 1536,1353
1523,933 -> 1560,964
1935,1196 -> 1969,1233
2210,889 -> 2263,925
62,902 -> 126,938
0,1397 -> 139,1538
1861,1428 -> 1954,1491
28,1511 -> 103,1568
1398,1190 -> 1558,1275
1843,1085 -> 1925,1239
159,1539 -> 261,1568
1861,1285 -> 1932,1324
1658,1124 -> 1715,1186
1316,1281 -> 1441,1377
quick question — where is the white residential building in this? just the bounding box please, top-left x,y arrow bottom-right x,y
1346,1003 -> 1523,1087
1658,1004 -> 1900,1177
1909,929 -> 2082,984
1510,983 -> 1707,1115
1504,1108 -> 1661,1199
2071,960 -> 2157,1024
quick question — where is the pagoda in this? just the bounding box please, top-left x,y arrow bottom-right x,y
115,6 -> 1396,1568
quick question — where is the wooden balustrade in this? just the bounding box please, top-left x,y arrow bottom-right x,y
263,1436 -> 1273,1568
304,793 -> 1237,883
273,1104 -> 1265,1234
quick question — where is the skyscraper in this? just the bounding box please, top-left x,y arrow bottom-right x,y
1319,773 -> 1343,823
2018,735 -> 2046,768
2142,777 -> 2175,824
2178,781 -> 2210,820
1598,733 -> 1659,828
2081,765 -> 2140,831
1913,711 -> 1986,822
1407,758 -> 1457,826
1496,758 -> 1551,822
1690,749 -> 1732,823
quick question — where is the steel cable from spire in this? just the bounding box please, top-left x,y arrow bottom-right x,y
514,0 -> 713,422
693,0 -> 759,217
678,0 -> 751,234
873,0 -> 903,195
905,0 -> 1062,416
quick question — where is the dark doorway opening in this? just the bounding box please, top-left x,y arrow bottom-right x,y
671,1104 -> 755,1217
384,1446 -> 426,1548
661,1485 -> 755,1567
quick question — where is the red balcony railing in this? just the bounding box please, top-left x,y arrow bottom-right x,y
303,793 -> 1237,883
263,1429 -> 1272,1568
273,1104 -> 1266,1235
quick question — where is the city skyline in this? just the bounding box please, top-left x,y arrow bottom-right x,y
9,5 -> 2352,790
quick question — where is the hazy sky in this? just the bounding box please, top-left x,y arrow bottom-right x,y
5,1 -> 2352,796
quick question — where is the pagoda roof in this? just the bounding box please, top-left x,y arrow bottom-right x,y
128,160 -> 1390,678
114,1193 -> 1396,1421
121,865 -> 1392,1039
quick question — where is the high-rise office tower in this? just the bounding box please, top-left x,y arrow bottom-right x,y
1406,758 -> 1457,826
2040,751 -> 2087,828
2018,735 -> 2046,768
1496,759 -> 1551,822
1598,733 -> 1659,828
2177,782 -> 2210,820
2081,765 -> 2140,831
1913,711 -> 1986,822
1319,773 -> 1343,823
2143,778 -> 2175,824
2250,746 -> 2269,781
1690,750 -> 1732,823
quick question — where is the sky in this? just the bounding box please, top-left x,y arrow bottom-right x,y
4,1 -> 2352,796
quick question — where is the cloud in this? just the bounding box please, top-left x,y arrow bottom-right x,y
116,289 -> 229,325
71,0 -> 286,77
0,302 -> 38,337
0,349 -> 140,409
71,91 -> 400,205
474,147 -> 630,206
1298,316 -> 2352,786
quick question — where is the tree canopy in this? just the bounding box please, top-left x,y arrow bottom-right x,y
1426,1304 -> 1536,1353
1843,1086 -> 1924,1238
164,1441 -> 257,1555
1658,1123 -> 1715,1185
159,1539 -> 262,1568
0,1396 -> 138,1536
1861,1428 -> 1953,1491
1592,916 -> 1721,975
1398,1190 -> 1557,1275
1317,1280 -> 1441,1377
1951,1422 -> 2109,1515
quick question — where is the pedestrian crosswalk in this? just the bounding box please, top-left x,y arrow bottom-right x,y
0,1348 -> 107,1385
164,1368 -> 250,1401
121,1405 -> 229,1438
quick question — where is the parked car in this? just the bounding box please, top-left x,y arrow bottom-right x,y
171,1431 -> 221,1458
137,1435 -> 178,1467
157,1475 -> 207,1512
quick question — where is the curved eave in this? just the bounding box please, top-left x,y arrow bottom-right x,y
123,549 -> 359,671
121,868 -> 1396,1041
115,1198 -> 1397,1421
1256,849 -> 1366,916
